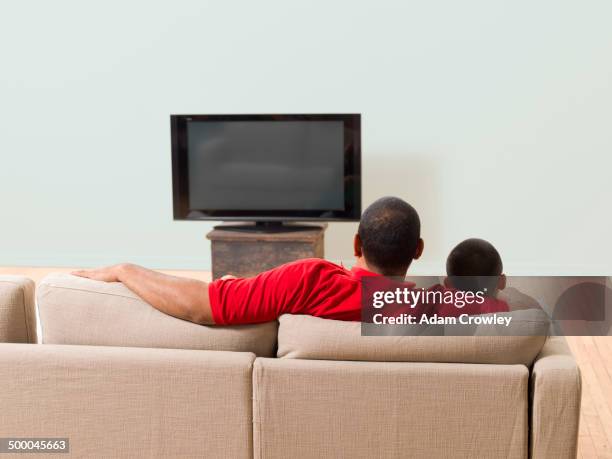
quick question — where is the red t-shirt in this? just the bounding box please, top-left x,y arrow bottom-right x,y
208,258 -> 374,325
207,258 -> 509,325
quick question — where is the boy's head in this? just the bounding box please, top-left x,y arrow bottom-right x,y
355,196 -> 424,277
445,238 -> 505,295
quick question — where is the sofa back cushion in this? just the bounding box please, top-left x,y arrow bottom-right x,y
38,273 -> 277,356
278,313 -> 548,366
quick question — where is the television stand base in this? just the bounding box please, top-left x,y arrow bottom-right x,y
207,223 -> 327,279
214,221 -> 316,233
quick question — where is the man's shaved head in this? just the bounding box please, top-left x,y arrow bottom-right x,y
357,197 -> 421,276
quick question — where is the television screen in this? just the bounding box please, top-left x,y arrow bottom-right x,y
171,114 -> 360,221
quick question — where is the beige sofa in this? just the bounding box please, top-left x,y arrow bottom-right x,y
0,274 -> 581,458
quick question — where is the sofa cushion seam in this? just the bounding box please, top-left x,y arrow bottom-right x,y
40,283 -> 140,301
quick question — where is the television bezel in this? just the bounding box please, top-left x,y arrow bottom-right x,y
171,114 -> 361,222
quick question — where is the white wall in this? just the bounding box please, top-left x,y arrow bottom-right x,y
1,0 -> 611,275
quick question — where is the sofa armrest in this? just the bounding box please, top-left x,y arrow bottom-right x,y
0,276 -> 36,343
530,336 -> 581,459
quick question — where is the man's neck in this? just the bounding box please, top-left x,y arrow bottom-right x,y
355,258 -> 408,278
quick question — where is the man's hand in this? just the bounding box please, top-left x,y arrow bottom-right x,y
72,264 -> 127,283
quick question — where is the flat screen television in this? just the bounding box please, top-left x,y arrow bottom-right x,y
171,114 -> 361,229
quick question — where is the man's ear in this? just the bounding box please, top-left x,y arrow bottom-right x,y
497,273 -> 506,291
413,238 -> 424,260
353,233 -> 363,257
443,276 -> 451,288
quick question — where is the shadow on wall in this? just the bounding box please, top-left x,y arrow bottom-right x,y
325,152 -> 443,273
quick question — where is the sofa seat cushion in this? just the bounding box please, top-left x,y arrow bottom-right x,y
37,273 -> 277,356
278,313 -> 548,366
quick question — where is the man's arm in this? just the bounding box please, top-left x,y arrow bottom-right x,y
72,264 -> 215,324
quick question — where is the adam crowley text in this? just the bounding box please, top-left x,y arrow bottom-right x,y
372,313 -> 512,327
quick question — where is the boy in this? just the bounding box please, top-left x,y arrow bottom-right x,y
434,238 -> 509,317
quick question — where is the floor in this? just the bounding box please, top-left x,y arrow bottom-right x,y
1,266 -> 611,458
567,336 -> 612,458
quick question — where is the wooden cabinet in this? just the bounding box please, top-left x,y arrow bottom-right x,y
206,224 -> 326,279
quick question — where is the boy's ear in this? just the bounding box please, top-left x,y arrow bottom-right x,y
413,238 -> 424,260
353,233 -> 363,257
497,274 -> 507,291
443,276 -> 451,288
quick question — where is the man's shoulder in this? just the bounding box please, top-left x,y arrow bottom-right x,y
259,258 -> 349,289
281,258 -> 345,272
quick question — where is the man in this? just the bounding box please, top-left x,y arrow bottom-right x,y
73,196 -> 424,325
